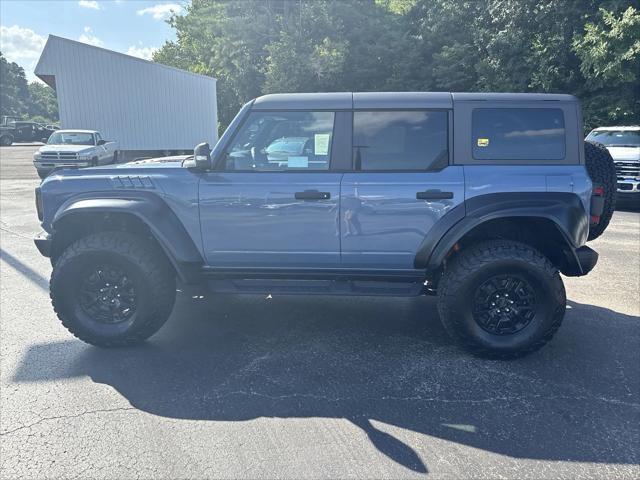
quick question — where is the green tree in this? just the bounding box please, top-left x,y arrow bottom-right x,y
27,82 -> 58,123
573,6 -> 640,128
1,51 -> 59,124
153,0 -> 640,130
0,51 -> 29,117
154,0 -> 409,128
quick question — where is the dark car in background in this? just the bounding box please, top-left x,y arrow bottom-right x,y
0,118 -> 57,146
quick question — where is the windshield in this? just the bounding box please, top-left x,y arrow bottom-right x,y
586,130 -> 640,147
47,132 -> 95,146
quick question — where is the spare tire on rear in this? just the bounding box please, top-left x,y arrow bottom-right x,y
584,140 -> 616,241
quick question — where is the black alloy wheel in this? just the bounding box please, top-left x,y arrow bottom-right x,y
79,265 -> 138,324
472,274 -> 536,335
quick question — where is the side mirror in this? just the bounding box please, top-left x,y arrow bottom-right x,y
97,139 -> 106,146
185,142 -> 211,171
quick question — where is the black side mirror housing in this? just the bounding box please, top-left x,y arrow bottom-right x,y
185,142 -> 211,171
97,139 -> 106,146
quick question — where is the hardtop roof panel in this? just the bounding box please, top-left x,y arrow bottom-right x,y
353,92 -> 452,109
251,92 -> 578,110
252,93 -> 352,110
452,92 -> 578,102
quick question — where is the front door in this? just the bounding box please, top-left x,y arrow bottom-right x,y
199,110 -> 342,268
340,109 -> 465,269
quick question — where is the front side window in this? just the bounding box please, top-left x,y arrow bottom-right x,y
353,110 -> 448,171
223,111 -> 334,171
472,108 -> 565,160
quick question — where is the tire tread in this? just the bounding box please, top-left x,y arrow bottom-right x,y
585,140 -> 616,241
50,231 -> 175,347
437,240 -> 566,359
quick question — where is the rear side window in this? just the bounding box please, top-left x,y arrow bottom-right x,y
353,111 -> 448,171
472,108 -> 565,160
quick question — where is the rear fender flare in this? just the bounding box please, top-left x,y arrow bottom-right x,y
416,192 -> 589,275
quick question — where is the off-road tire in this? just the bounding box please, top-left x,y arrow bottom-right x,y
50,231 -> 176,347
0,134 -> 13,146
437,240 -> 566,359
37,169 -> 48,180
585,140 -> 616,241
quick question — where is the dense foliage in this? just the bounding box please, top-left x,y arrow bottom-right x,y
0,51 -> 59,124
154,0 -> 639,131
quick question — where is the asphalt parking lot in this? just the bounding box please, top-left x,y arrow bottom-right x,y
1,145 -> 639,479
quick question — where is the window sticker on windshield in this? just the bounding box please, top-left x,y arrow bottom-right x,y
288,156 -> 309,168
314,134 -> 330,155
477,138 -> 489,147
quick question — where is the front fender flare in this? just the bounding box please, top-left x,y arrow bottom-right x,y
52,195 -> 203,283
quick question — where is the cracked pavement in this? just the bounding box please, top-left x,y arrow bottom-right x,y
1,145 -> 639,478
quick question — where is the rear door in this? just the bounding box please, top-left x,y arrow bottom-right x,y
199,110 -> 345,268
340,102 -> 464,269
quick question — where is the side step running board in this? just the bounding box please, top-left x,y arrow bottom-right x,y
202,267 -> 428,296
201,266 -> 426,283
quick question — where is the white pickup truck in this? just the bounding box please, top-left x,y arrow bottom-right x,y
586,126 -> 640,208
33,130 -> 118,179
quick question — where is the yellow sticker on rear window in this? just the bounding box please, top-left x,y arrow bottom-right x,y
477,138 -> 489,147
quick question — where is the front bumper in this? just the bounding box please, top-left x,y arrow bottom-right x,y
34,231 -> 52,257
34,161 -> 91,171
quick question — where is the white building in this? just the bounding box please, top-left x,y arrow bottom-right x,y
35,35 -> 218,157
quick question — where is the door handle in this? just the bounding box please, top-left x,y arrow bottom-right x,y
416,190 -> 454,200
295,190 -> 331,200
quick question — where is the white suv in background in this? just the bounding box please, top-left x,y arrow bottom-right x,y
586,126 -> 640,208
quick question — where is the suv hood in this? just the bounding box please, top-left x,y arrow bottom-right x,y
605,146 -> 640,161
87,155 -> 190,171
39,144 -> 96,154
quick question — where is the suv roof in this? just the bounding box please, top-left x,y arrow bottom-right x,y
251,92 -> 578,110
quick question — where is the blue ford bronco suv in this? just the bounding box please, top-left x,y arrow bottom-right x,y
34,93 -> 616,358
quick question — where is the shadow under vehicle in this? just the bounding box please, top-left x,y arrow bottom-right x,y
12,289 -> 640,473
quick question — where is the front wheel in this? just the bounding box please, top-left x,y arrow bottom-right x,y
437,240 -> 566,358
50,232 -> 176,347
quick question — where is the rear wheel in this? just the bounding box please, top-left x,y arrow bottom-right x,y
585,140 -> 616,240
0,134 -> 13,146
437,240 -> 566,358
50,231 -> 176,347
